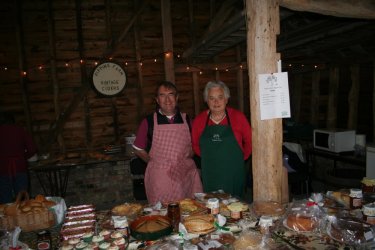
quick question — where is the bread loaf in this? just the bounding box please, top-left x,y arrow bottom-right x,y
286,214 -> 317,232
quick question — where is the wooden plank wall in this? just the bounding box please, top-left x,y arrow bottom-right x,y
0,0 -> 373,156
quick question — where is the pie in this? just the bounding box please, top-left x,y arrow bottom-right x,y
111,203 -> 143,217
183,214 -> 215,235
179,199 -> 198,213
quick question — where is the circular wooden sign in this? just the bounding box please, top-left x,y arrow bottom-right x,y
92,62 -> 127,96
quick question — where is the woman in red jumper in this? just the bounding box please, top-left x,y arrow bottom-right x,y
192,81 -> 252,198
0,112 -> 37,203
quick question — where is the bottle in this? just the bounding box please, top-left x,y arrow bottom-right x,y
36,230 -> 51,250
349,188 -> 363,209
167,203 -> 181,231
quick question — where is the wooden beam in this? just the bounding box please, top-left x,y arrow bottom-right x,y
292,74 -> 303,122
373,62 -> 375,142
236,46 -> 244,112
326,66 -> 339,129
161,0 -> 175,83
246,0 -> 287,203
14,0 -> 32,134
47,0 -> 65,153
280,0 -> 375,19
192,72 -> 200,116
103,0 -> 149,59
134,0 -> 145,124
105,0 -> 119,142
75,0 -> 91,148
348,64 -> 360,129
310,71 -> 320,126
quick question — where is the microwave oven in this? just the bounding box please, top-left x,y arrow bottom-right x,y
313,129 -> 356,153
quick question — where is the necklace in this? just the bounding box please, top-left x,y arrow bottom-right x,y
210,112 -> 226,124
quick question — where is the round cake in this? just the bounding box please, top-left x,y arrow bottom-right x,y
286,214 -> 317,232
252,201 -> 285,217
328,217 -> 372,244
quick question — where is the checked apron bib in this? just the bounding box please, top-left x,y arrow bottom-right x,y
145,113 -> 202,204
199,110 -> 245,198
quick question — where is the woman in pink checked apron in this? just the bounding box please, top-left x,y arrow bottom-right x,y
133,81 -> 203,204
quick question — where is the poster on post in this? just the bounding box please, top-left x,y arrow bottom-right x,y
258,72 -> 291,120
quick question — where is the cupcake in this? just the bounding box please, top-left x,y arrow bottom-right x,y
98,242 -> 111,250
68,238 -> 80,247
99,229 -> 112,240
108,246 -> 119,250
88,242 -> 99,250
75,241 -> 89,250
112,237 -> 127,250
110,231 -> 123,240
92,235 -> 105,245
59,244 -> 74,250
83,246 -> 95,250
82,232 -> 94,243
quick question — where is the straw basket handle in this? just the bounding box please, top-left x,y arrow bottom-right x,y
14,190 -> 30,206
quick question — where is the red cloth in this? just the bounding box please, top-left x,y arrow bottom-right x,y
0,125 -> 37,176
145,113 -> 203,204
192,107 -> 252,160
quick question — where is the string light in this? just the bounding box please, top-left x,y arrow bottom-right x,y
154,59 -> 157,62
38,65 -> 43,70
80,59 -> 84,64
22,71 -> 27,76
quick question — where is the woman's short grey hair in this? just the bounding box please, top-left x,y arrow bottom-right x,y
203,81 -> 231,102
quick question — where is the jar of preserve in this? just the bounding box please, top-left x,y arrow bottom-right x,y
349,188 -> 363,209
36,230 -> 51,250
259,216 -> 273,235
363,203 -> 375,225
167,203 -> 181,231
206,198 -> 219,215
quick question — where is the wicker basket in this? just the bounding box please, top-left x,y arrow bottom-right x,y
0,191 -> 56,232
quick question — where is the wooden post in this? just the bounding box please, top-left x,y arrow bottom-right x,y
348,64 -> 360,130
161,0 -> 175,83
14,0 -> 32,134
134,0 -> 145,124
327,66 -> 339,129
373,62 -> 375,142
246,0 -> 288,203
192,72 -> 200,116
310,71 -> 320,126
292,74 -> 303,122
236,46 -> 244,112
47,0 -> 65,153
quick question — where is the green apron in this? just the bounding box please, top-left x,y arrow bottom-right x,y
199,110 -> 245,198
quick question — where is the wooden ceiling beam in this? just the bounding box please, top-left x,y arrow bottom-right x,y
280,0 -> 375,19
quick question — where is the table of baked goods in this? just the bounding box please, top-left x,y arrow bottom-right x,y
10,188 -> 375,250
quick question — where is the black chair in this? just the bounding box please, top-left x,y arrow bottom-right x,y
129,157 -> 147,201
283,144 -> 310,197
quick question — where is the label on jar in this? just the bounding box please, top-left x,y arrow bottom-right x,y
206,198 -> 219,215
366,216 -> 375,225
351,197 -> 362,208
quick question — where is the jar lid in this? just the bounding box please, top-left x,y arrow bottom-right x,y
259,215 -> 273,226
207,198 -> 219,204
350,188 -> 363,197
363,203 -> 375,216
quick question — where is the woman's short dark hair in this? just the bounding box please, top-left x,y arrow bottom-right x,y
155,81 -> 178,97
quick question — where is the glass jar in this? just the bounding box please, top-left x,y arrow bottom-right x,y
349,188 -> 363,209
259,216 -> 273,235
363,203 -> 375,225
167,203 -> 181,231
206,198 -> 219,215
36,230 -> 51,250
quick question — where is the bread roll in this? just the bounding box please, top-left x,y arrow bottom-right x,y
35,194 -> 47,202
43,200 -> 57,208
